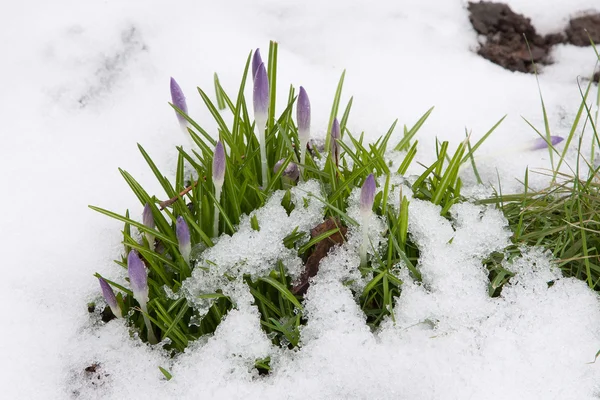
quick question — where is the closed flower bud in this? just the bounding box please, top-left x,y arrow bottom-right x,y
253,62 -> 269,117
98,277 -> 122,319
170,77 -> 188,126
176,216 -> 191,263
330,118 -> 341,164
212,141 -> 226,185
360,174 -> 376,214
252,49 -> 263,82
274,159 -> 300,182
142,203 -> 155,249
297,86 -> 311,139
127,250 -> 148,304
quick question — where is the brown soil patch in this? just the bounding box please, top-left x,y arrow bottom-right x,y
468,2 -> 600,75
565,14 -> 600,47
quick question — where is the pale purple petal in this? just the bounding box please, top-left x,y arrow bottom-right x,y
360,174 -> 376,213
297,86 -> 311,138
170,77 -> 188,125
253,62 -> 269,116
176,216 -> 191,263
274,159 -> 300,181
530,136 -> 564,150
98,277 -> 121,318
212,141 -> 226,184
143,203 -> 155,229
252,49 -> 263,82
127,250 -> 148,297
330,118 -> 341,158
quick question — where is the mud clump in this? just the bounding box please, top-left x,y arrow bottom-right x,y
468,2 -> 600,74
565,14 -> 600,47
468,2 -> 553,73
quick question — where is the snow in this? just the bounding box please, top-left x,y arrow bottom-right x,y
2,0 -> 600,398
181,180 -> 325,312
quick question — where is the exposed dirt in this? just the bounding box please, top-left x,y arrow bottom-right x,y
468,2 -> 555,73
468,2 -> 600,75
88,303 -> 116,323
292,217 -> 347,296
84,363 -> 109,386
565,14 -> 600,47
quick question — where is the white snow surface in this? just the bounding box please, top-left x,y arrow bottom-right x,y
2,0 -> 600,398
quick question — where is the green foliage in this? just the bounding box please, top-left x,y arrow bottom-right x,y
482,46 -> 600,294
90,41 -> 495,357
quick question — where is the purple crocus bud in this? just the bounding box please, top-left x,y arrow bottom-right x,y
212,141 -> 226,186
252,49 -> 263,82
127,250 -> 148,304
297,86 -> 311,139
126,250 -> 157,344
170,77 -> 188,125
330,118 -> 341,165
176,216 -> 191,263
142,203 -> 156,249
274,159 -> 300,182
98,277 -> 122,319
253,62 -> 269,117
143,203 -> 155,230
530,136 -> 564,150
360,174 -> 376,214
254,62 -> 270,184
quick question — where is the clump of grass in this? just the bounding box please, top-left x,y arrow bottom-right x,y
480,42 -> 600,294
89,41 -> 500,361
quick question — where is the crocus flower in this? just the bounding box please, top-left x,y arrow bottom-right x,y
297,86 -> 311,180
142,203 -> 155,250
128,250 -> 149,304
359,174 -> 376,267
274,159 -> 300,183
176,216 -> 191,264
253,62 -> 270,185
170,77 -> 188,128
213,141 -> 226,186
330,118 -> 341,167
530,136 -> 564,151
252,49 -> 263,82
127,250 -> 157,344
98,277 -> 122,319
360,174 -> 376,215
212,141 -> 226,237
